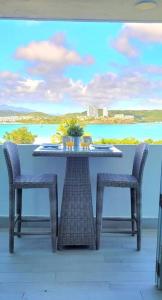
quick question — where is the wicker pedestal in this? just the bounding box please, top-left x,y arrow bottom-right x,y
58,157 -> 96,249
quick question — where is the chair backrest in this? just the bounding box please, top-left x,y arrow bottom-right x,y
132,143 -> 148,184
3,141 -> 21,184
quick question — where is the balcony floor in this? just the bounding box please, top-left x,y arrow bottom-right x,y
0,229 -> 161,300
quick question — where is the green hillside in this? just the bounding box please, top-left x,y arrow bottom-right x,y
109,110 -> 162,122
1,109 -> 162,124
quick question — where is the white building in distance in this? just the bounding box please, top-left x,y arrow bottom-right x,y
114,114 -> 134,120
87,105 -> 108,118
114,114 -> 125,119
87,105 -> 98,118
102,107 -> 108,117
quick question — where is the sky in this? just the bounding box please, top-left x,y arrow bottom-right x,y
1,20 -> 162,113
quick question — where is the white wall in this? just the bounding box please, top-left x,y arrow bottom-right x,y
0,145 -> 161,219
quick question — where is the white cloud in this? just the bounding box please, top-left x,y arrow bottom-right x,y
0,71 -> 19,80
1,66 -> 162,109
70,72 -> 152,106
15,33 -> 94,74
16,79 -> 43,93
112,23 -> 162,57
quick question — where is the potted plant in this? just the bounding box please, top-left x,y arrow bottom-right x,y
55,119 -> 84,150
66,119 -> 84,150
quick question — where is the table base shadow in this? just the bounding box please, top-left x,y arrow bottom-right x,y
58,157 -> 96,249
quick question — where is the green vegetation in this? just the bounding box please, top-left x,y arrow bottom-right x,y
3,127 -> 37,144
94,137 -> 162,144
94,137 -> 139,144
66,119 -> 84,137
18,112 -> 86,125
109,110 -> 162,123
143,138 -> 162,144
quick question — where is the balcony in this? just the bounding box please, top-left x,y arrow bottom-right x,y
0,144 -> 161,299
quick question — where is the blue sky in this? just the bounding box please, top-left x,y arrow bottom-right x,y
1,20 -> 162,113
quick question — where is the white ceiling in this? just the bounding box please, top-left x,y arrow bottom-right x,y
0,0 -> 161,22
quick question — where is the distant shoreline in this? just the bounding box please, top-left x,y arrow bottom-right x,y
1,121 -> 162,125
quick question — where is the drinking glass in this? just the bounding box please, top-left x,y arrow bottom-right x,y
82,136 -> 92,150
66,136 -> 74,150
62,136 -> 69,150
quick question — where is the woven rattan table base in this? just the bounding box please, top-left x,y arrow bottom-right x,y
58,157 -> 96,249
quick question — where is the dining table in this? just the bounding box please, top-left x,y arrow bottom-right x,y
33,144 -> 123,250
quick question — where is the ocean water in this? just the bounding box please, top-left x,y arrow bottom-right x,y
0,122 -> 162,142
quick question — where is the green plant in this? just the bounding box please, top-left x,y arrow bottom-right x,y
56,119 -> 84,138
3,127 -> 37,144
94,137 -> 139,145
94,137 -> 162,144
67,124 -> 84,137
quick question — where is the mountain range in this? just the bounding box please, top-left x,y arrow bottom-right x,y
0,105 -> 33,114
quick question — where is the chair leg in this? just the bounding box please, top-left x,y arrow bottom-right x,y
16,189 -> 22,238
130,188 -> 136,236
96,183 -> 104,250
49,186 -> 57,252
56,182 -> 58,236
136,189 -> 141,251
9,187 -> 15,254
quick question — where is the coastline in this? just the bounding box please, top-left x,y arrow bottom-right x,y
0,120 -> 162,127
1,121 -> 162,125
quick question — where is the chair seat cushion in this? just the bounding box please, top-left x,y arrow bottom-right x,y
14,173 -> 57,188
97,173 -> 138,188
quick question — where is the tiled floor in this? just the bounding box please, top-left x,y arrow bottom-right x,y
0,229 -> 161,299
